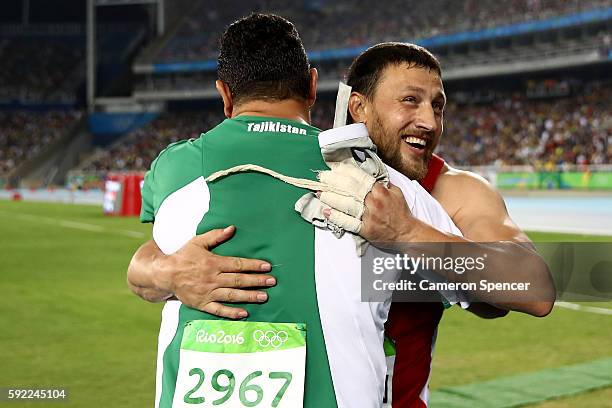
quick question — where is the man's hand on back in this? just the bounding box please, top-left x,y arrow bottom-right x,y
127,226 -> 276,319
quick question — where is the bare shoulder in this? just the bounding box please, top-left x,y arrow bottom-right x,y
437,165 -> 494,193
434,165 -> 528,241
432,164 -> 502,218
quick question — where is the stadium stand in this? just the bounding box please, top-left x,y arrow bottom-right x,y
154,0 -> 611,63
75,100 -> 336,173
134,2 -> 611,98
0,36 -> 83,103
2,1 -> 610,189
0,23 -> 146,105
78,111 -> 223,173
74,79 -> 610,173
0,110 -> 82,176
440,81 -> 612,167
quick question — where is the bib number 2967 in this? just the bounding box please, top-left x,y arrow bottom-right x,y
183,368 -> 292,407
173,320 -> 306,408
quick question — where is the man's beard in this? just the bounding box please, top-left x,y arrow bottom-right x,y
369,111 -> 430,181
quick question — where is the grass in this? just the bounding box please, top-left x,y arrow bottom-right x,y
0,200 -> 610,407
0,201 -> 158,407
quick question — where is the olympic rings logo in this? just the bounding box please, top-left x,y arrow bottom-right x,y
252,330 -> 289,348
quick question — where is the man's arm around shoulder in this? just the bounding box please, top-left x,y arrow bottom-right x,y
432,166 -> 555,317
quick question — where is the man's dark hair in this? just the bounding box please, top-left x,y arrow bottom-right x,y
346,42 -> 442,100
218,13 -> 311,105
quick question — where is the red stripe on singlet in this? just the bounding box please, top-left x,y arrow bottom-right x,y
419,154 -> 445,193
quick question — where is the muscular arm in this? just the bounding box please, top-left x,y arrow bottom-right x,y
127,239 -> 175,303
358,168 -> 555,317
432,167 -> 530,244
126,226 -> 277,319
432,167 -> 534,318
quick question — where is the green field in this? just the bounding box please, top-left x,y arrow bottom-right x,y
1,200 -> 611,407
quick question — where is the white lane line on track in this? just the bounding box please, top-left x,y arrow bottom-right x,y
0,210 -> 146,239
555,301 -> 612,315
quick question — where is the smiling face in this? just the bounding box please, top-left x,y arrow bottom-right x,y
362,63 -> 446,180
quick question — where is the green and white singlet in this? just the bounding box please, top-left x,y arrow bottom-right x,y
141,116 -> 461,408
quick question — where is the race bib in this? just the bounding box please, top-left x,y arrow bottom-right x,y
173,321 -> 306,408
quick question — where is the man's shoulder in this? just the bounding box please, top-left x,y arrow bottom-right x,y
157,137 -> 203,161
435,165 -> 494,198
150,137 -> 203,175
434,165 -> 505,221
144,137 -> 205,196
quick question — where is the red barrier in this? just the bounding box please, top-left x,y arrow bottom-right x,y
103,173 -> 144,216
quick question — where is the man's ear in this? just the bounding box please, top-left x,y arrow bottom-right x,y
215,80 -> 233,118
348,91 -> 369,124
307,68 -> 318,108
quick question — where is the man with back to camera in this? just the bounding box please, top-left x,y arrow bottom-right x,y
128,33 -> 554,408
132,13 -> 466,408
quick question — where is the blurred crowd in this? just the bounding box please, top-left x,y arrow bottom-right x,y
79,112 -> 224,172
441,82 -> 611,168
76,82 -> 610,173
0,111 -> 82,176
0,37 -> 83,103
77,103 -> 335,173
157,0 -> 610,63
